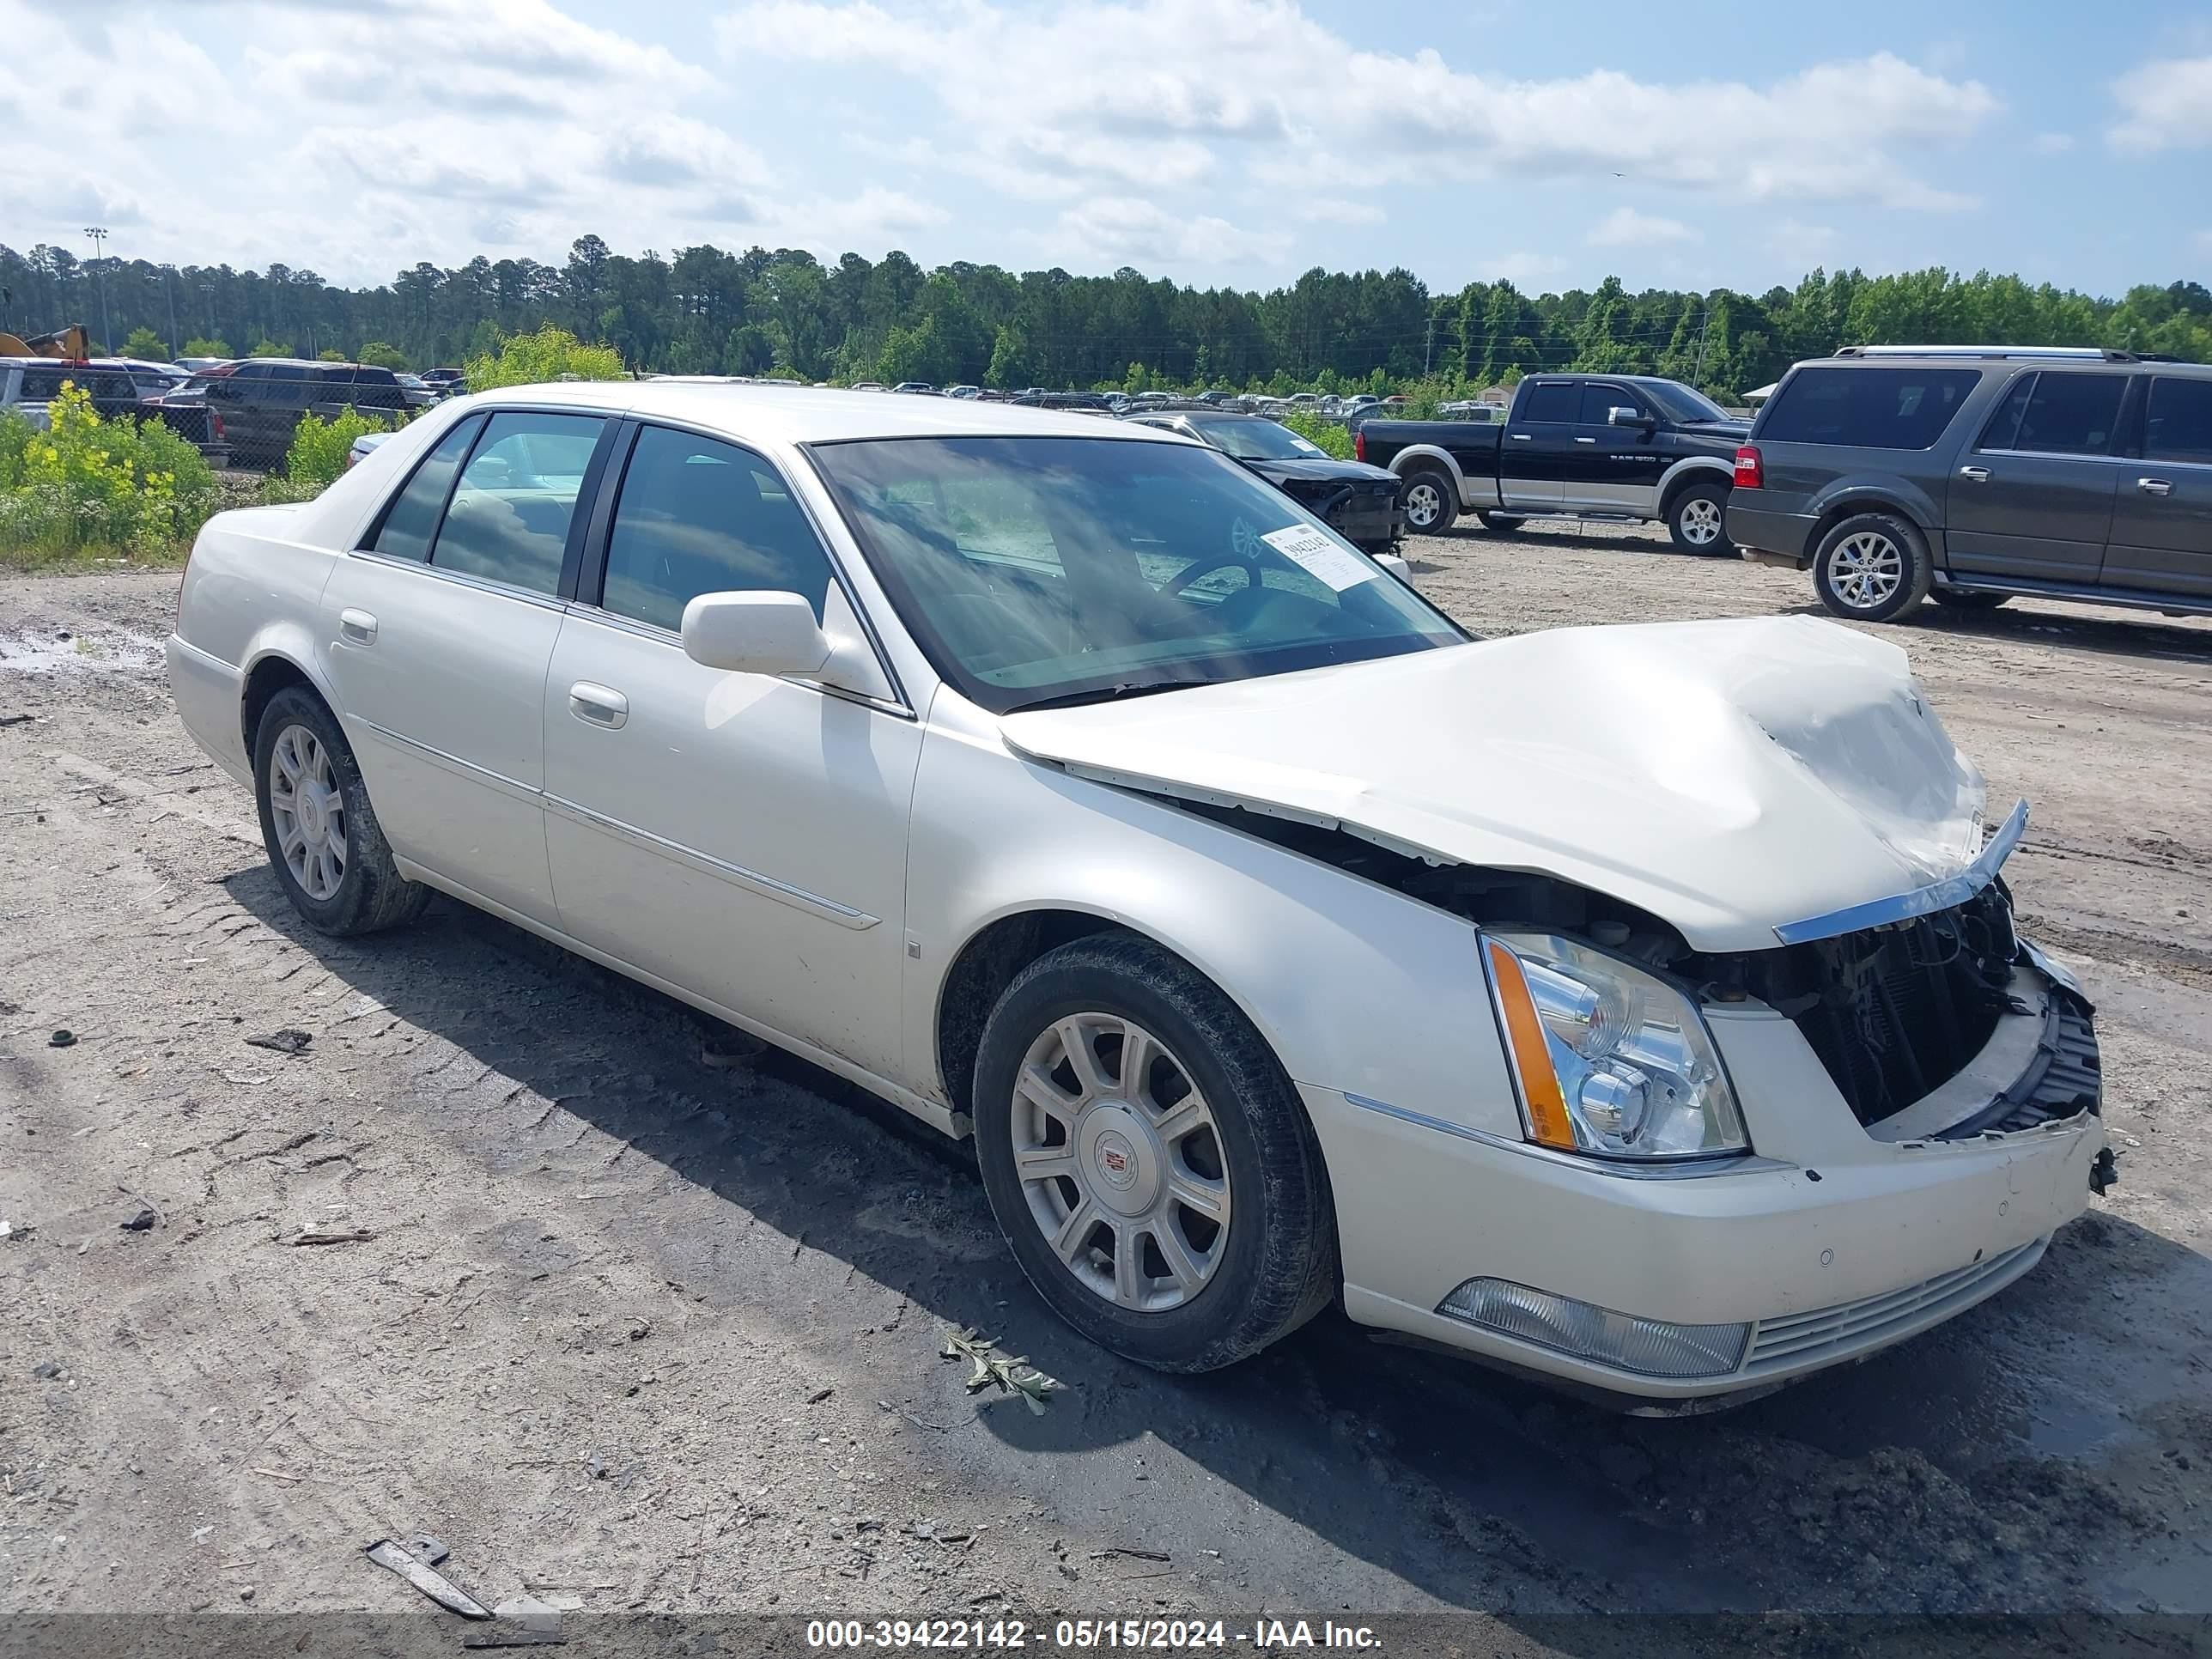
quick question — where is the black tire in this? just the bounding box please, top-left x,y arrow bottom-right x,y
252,685 -> 432,936
1665,479 -> 1735,555
1929,588 -> 2009,611
1399,468 -> 1458,536
1476,512 -> 1525,534
972,934 -> 1336,1373
1811,510 -> 1933,623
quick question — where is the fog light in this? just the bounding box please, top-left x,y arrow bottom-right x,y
1437,1278 -> 1750,1379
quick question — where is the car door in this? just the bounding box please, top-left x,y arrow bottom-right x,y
1945,369 -> 2126,585
1561,380 -> 1662,515
1502,380 -> 1577,511
539,421 -> 921,1079
317,407 -> 613,922
2102,374 -> 2212,599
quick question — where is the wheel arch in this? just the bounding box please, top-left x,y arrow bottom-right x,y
1385,443 -> 1470,505
1805,484 -> 1942,565
239,639 -> 338,758
1656,456 -> 1734,518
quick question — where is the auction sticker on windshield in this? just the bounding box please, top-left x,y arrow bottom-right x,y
1261,524 -> 1376,592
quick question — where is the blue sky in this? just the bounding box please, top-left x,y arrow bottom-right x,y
7,0 -> 2209,297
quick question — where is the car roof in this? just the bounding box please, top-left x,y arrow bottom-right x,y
465,380 -> 1194,446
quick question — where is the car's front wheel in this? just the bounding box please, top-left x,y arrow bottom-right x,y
1812,511 -> 1932,623
253,686 -> 432,936
1400,469 -> 1458,535
972,935 -> 1336,1373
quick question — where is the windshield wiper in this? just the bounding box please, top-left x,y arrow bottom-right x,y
1006,676 -> 1227,714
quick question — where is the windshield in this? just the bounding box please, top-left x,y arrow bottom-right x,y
1188,416 -> 1328,461
809,436 -> 1464,714
1643,380 -> 1735,424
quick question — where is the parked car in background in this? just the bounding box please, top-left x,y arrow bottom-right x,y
418,368 -> 466,393
173,359 -> 410,471
1356,374 -> 1748,550
394,372 -> 441,410
166,381 -> 2111,1404
945,384 -> 981,399
173,356 -> 231,374
102,357 -> 191,397
850,381 -> 888,392
1127,410 -> 1405,551
345,429 -> 396,469
892,381 -> 939,396
1731,345 -> 2212,623
3,357 -> 228,465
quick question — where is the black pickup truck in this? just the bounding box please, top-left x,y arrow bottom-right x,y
1353,374 -> 1749,551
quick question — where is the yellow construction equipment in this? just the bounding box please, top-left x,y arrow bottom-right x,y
0,324 -> 94,359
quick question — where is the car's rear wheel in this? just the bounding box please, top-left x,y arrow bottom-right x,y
1476,512 -> 1525,534
1666,481 -> 1734,555
1929,588 -> 2009,611
972,935 -> 1336,1373
253,686 -> 432,936
1812,511 -> 1932,623
1400,469 -> 1458,535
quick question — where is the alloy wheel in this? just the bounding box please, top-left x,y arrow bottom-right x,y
1403,481 -> 1443,529
1826,531 -> 1903,611
1678,496 -> 1723,546
268,722 -> 348,901
1010,1012 -> 1232,1312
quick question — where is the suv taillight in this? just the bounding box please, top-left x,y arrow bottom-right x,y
1734,444 -> 1765,489
211,411 -> 226,440
1353,427 -> 1366,463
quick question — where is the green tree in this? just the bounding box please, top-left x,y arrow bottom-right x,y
464,325 -> 626,391
248,339 -> 289,357
357,341 -> 410,371
122,326 -> 170,360
181,337 -> 233,359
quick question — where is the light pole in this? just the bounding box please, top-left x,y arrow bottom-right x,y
160,264 -> 180,358
82,227 -> 112,351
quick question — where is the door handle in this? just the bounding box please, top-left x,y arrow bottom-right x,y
1957,466 -> 1990,483
1510,433 -> 1532,441
1575,436 -> 1597,444
338,608 -> 377,644
2137,477 -> 2174,497
568,682 -> 629,729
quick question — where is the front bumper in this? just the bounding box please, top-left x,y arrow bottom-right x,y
1304,951 -> 2106,1401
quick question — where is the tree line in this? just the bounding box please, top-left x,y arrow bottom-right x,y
4,236 -> 2207,399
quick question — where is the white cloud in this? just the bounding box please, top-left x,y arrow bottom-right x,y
1291,198 -> 1387,226
2031,131 -> 2075,155
2108,55 -> 2212,152
722,0 -> 1996,209
1771,218 -> 1839,268
1587,207 -> 1697,247
1041,197 -> 1289,269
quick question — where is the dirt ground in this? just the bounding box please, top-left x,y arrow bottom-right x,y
3,523 -> 2209,1644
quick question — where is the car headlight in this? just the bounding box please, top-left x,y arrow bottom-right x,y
1480,932 -> 1747,1160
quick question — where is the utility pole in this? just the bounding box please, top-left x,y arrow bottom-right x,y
83,227 -> 112,350
1424,313 -> 1436,377
161,264 -> 179,356
1692,296 -> 1714,385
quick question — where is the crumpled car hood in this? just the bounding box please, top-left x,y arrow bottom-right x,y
999,616 -> 1989,953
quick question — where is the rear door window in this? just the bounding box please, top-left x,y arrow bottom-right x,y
2004,372 -> 2125,456
1518,382 -> 1579,423
428,411 -> 605,595
2144,377 -> 2212,465
372,416 -> 483,562
1760,367 -> 1981,449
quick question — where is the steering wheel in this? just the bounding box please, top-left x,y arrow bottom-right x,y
1162,548 -> 1262,601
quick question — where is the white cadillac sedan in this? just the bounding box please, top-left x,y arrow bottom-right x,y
167,383 -> 2112,1404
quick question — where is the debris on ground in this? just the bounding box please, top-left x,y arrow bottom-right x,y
0,1218 -> 25,1242
464,1594 -> 566,1648
33,1362 -> 63,1380
941,1327 -> 1064,1415
0,712 -> 35,727
244,1028 -> 313,1055
698,1029 -> 765,1070
807,1386 -> 835,1405
48,1029 -> 76,1048
364,1538 -> 493,1619
287,1225 -> 374,1246
119,1207 -> 157,1233
413,1535 -> 450,1566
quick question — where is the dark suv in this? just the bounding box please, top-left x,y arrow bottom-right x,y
179,359 -> 410,471
1730,346 -> 2212,623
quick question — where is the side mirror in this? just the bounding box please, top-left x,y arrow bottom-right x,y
681,591 -> 831,676
1607,405 -> 1652,429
